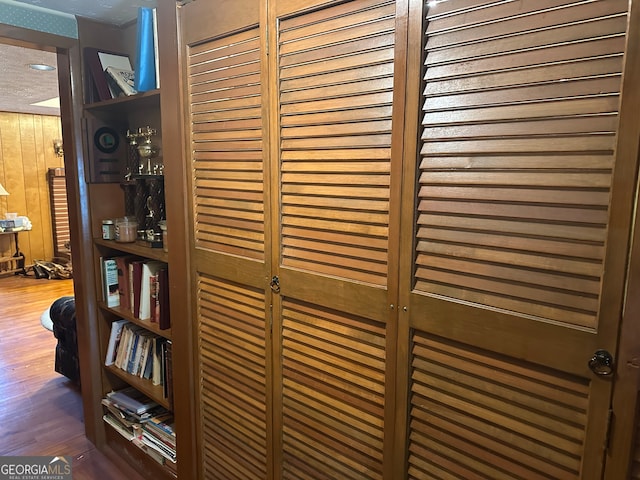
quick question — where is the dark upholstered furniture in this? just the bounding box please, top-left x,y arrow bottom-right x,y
49,296 -> 80,384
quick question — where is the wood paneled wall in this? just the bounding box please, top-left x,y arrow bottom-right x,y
0,112 -> 63,268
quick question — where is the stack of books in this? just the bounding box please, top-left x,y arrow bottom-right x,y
102,387 -> 163,441
141,411 -> 176,465
102,387 -> 175,468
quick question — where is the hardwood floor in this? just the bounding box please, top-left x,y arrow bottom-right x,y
0,274 -> 145,479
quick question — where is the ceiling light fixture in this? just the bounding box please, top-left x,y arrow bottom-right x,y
30,97 -> 60,108
28,63 -> 56,71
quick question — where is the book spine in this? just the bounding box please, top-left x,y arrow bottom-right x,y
152,7 -> 160,89
163,340 -> 173,406
84,47 -> 112,101
127,330 -> 141,374
103,258 -> 120,308
115,256 -> 131,311
150,271 -> 159,323
114,325 -> 130,370
152,337 -> 164,386
158,267 -> 170,330
135,7 -> 157,92
105,319 -> 128,366
132,260 -> 144,318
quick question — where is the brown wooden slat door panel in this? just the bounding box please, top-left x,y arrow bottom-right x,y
417,0 -> 624,327
410,332 -> 589,479
399,0 -> 637,478
273,0 -> 406,478
181,1 -> 272,478
197,275 -> 268,480
281,299 -> 386,480
278,0 -> 397,288
189,28 -> 265,261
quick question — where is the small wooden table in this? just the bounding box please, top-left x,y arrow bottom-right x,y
0,230 -> 27,275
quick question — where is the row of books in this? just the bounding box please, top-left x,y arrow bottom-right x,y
84,7 -> 159,102
105,320 -> 173,400
101,256 -> 170,329
102,387 -> 176,469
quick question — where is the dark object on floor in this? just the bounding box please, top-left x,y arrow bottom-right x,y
49,296 -> 80,384
33,259 -> 73,279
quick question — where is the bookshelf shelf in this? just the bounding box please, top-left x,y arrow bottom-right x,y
95,238 -> 168,262
100,302 -> 172,339
105,364 -> 170,409
84,89 -> 160,113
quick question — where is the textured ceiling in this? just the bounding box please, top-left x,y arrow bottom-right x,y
0,43 -> 60,116
13,0 -> 156,26
1,0 -> 157,116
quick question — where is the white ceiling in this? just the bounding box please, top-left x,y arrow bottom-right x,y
1,0 -> 156,116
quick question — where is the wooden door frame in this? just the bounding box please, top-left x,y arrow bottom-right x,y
156,2 -> 197,478
608,186 -> 640,478
0,24 -> 100,443
605,0 -> 640,476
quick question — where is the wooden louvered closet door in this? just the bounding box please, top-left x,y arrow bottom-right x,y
397,0 -> 640,478
180,1 -> 273,478
271,0 -> 406,478
181,0 -> 409,477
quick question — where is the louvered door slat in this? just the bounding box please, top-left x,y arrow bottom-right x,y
279,3 -> 395,46
424,98 -> 619,124
415,0 -> 625,329
427,0 -> 621,32
425,57 -> 624,96
281,65 -> 395,93
428,0 -> 626,30
427,38 -> 624,80
422,156 -> 613,171
430,16 -> 626,66
191,73 -> 261,96
189,28 -> 264,261
425,79 -> 622,112
425,116 -> 618,139
281,31 -> 395,67
420,213 -> 606,243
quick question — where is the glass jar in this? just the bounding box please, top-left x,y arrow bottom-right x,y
115,216 -> 138,243
101,219 -> 115,240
